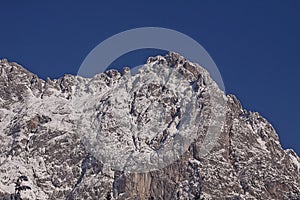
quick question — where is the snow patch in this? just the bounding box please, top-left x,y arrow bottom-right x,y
257,137 -> 268,151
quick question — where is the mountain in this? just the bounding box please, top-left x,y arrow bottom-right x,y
0,53 -> 299,199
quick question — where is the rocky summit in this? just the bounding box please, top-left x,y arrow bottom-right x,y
0,53 -> 299,199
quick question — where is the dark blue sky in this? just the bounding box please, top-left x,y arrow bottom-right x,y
0,1 -> 299,154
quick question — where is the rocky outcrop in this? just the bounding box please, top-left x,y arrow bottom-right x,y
0,53 -> 299,199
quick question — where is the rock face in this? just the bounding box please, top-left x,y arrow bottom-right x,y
0,53 -> 299,199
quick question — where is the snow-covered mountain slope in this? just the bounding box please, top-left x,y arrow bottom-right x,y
0,53 -> 299,199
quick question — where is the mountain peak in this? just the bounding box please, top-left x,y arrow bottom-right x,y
0,53 -> 299,199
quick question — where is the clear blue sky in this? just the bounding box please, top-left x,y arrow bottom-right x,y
0,1 -> 299,154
